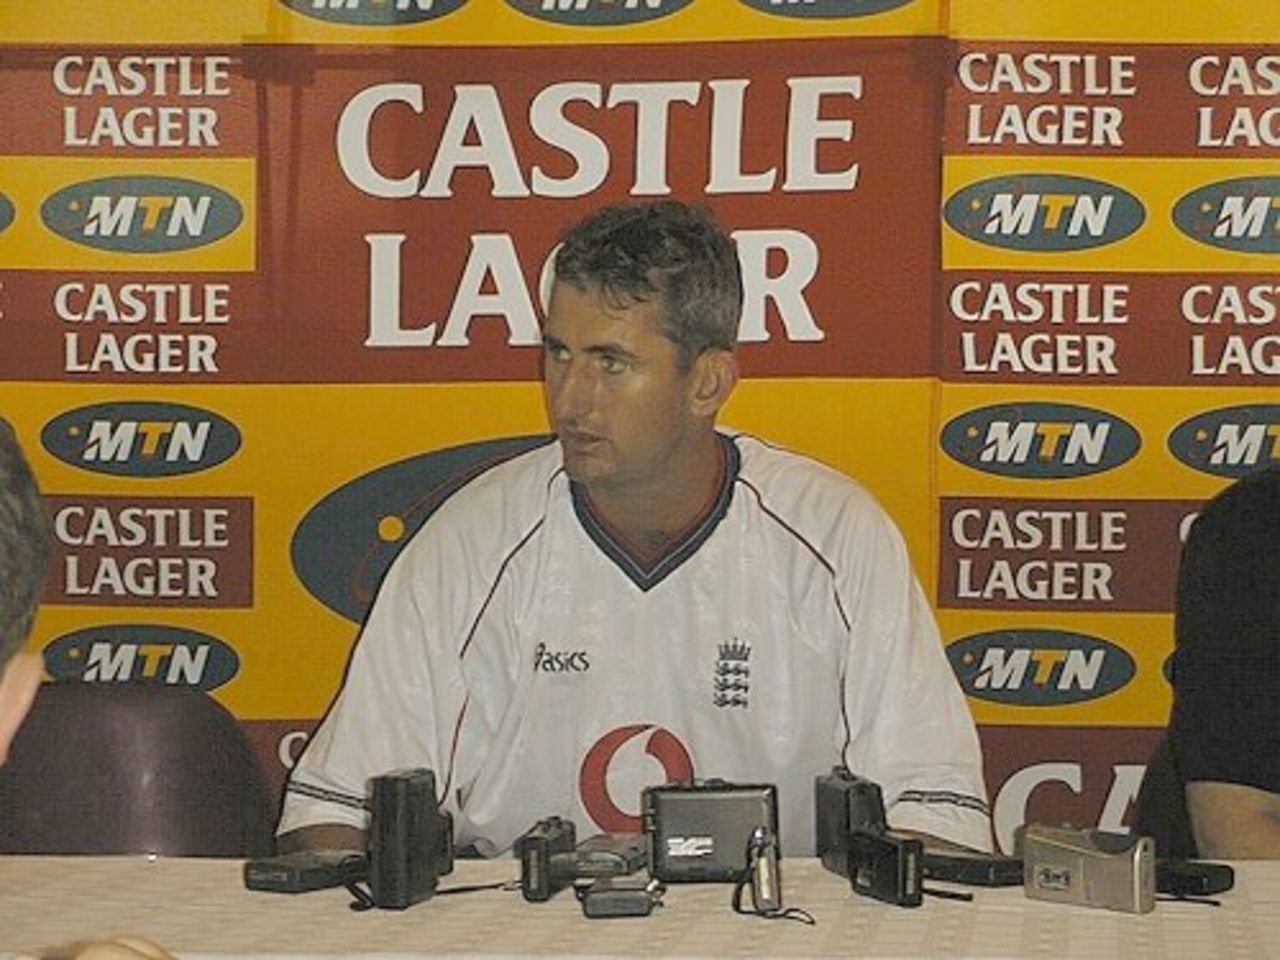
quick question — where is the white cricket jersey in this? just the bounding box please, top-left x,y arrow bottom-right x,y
280,431 -> 992,855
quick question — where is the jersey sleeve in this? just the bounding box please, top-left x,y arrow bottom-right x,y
836,498 -> 993,852
276,529 -> 467,837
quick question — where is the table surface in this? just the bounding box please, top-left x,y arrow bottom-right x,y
1,856 -> 1277,959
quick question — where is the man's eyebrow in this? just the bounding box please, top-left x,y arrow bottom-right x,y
541,333 -> 640,361
585,341 -> 641,361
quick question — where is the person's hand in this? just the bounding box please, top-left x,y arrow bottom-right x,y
276,822 -> 367,853
20,935 -> 175,960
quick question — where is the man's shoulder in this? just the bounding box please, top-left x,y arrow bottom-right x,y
450,436 -> 561,497
728,431 -> 879,512
1194,465 -> 1280,543
409,438 -> 563,543
725,431 -> 903,565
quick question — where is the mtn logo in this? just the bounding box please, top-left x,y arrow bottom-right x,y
944,173 -> 1144,252
1173,177 -> 1280,254
736,0 -> 912,18
42,402 -> 241,477
292,435 -> 552,622
45,624 -> 239,691
279,0 -> 467,24
41,176 -> 242,253
948,629 -> 1135,706
505,0 -> 692,26
941,402 -> 1140,479
1168,404 -> 1280,477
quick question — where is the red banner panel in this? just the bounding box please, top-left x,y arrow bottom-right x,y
980,724 -> 1164,854
44,493 -> 254,607
0,271 -> 273,382
243,718 -> 318,807
1,39 -> 948,382
948,42 -> 1280,159
939,497 -> 1197,612
941,271 -> 1280,386
0,48 -> 258,157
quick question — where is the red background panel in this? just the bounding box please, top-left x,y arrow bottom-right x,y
939,497 -> 1197,612
948,42 -> 1280,159
942,271 -> 1280,386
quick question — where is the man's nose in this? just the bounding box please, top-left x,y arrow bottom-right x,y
548,360 -> 597,421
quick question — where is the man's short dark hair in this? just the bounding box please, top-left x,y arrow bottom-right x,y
553,200 -> 743,369
0,419 -> 51,670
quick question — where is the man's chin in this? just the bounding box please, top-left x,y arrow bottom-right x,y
558,449 -> 612,488
557,435 -> 594,461
561,459 -> 602,486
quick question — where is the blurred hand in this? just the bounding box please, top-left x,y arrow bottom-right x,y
20,935 -> 175,960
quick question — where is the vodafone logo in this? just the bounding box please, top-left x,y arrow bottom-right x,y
579,724 -> 693,832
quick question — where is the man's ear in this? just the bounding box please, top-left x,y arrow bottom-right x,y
689,349 -> 739,418
0,652 -> 41,765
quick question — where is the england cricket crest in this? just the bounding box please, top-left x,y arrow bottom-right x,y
713,638 -> 751,709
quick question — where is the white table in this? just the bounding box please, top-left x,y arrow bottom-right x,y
1,856 -> 1277,959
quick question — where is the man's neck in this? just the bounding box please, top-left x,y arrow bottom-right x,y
583,434 -> 727,566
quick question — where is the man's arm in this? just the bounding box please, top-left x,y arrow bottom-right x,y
275,823 -> 367,853
836,497 -> 993,853
276,533 -> 468,847
1186,781 -> 1280,858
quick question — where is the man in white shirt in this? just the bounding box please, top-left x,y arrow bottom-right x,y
278,201 -> 991,856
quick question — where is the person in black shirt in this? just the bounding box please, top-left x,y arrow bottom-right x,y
1170,466 -> 1280,857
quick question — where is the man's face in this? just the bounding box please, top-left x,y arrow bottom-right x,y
542,281 -> 701,499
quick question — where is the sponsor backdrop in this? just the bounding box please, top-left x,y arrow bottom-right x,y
0,0 -> 1276,853
940,2 -> 1279,848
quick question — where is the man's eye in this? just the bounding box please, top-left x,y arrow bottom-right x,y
600,355 -> 628,374
545,344 -> 569,363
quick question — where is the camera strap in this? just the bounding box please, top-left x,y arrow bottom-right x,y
922,885 -> 975,903
1157,893 -> 1222,907
730,830 -> 816,925
730,874 -> 816,925
346,881 -> 377,912
346,879 -> 516,911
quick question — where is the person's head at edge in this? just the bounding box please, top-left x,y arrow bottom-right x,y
0,418 -> 51,764
542,200 -> 741,524
0,434 -> 172,959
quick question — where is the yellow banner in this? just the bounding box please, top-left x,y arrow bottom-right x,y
0,0 -> 944,46
938,382 -> 1277,499
0,157 -> 256,272
949,0 -> 1280,43
726,378 -> 938,574
941,609 -> 1172,727
943,156 -> 1280,273
9,376 -> 937,717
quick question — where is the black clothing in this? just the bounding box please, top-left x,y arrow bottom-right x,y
1170,467 -> 1280,793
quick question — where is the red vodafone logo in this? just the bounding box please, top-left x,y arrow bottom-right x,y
579,724 -> 694,832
